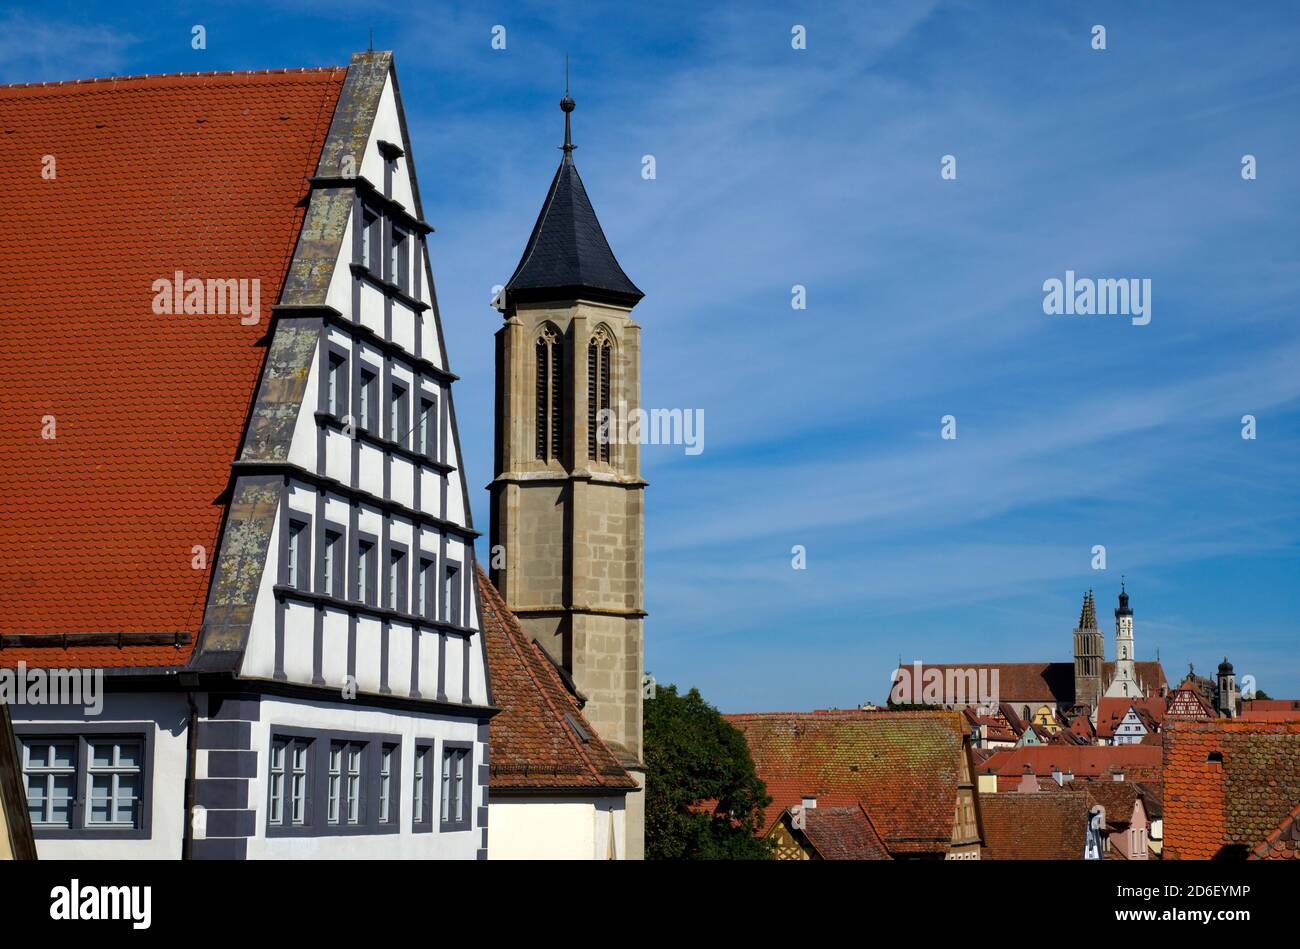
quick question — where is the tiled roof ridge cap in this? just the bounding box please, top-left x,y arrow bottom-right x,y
0,66 -> 347,91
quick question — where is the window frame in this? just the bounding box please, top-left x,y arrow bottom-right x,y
389,380 -> 409,447
360,205 -> 381,274
391,227 -> 409,292
14,722 -> 155,840
443,560 -> 462,626
357,366 -> 380,434
439,741 -> 473,832
265,727 -> 401,838
321,521 -> 348,599
417,395 -> 438,459
285,513 -> 312,592
325,344 -> 350,419
386,541 -> 409,614
412,742 -> 434,833
417,555 -> 437,620
355,531 -> 379,606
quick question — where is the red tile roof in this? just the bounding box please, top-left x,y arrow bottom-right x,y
1163,719 -> 1300,860
980,745 -> 1162,781
978,791 -> 1089,859
478,569 -> 636,792
0,69 -> 345,667
1249,801 -> 1300,860
725,710 -> 972,856
798,805 -> 892,860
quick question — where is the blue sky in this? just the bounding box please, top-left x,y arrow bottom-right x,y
5,1 -> 1298,710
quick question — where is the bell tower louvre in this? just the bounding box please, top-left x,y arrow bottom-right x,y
489,82 -> 647,856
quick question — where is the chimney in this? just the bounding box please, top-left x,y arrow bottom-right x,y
1016,764 -> 1038,794
801,794 -> 817,811
1051,765 -> 1065,786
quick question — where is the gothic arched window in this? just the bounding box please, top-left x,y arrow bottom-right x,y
535,325 -> 564,461
587,327 -> 613,463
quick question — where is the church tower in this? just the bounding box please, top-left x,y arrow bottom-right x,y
1216,657 -> 1238,718
1103,582 -> 1143,699
1072,590 -> 1104,712
490,86 -> 647,856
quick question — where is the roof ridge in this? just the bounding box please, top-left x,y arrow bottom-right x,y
0,67 -> 347,92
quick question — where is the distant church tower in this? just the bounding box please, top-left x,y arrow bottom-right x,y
1103,582 -> 1143,699
1216,657 -> 1238,718
490,86 -> 647,856
1073,590 -> 1104,712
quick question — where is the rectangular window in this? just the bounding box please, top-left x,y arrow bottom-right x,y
392,228 -> 408,291
87,740 -> 142,827
390,382 -> 408,446
417,396 -> 437,458
440,746 -> 471,829
358,368 -> 378,433
327,351 -> 348,418
323,528 -> 345,598
413,744 -> 432,830
378,743 -> 397,825
418,557 -> 436,619
361,207 -> 380,272
357,539 -> 377,605
327,741 -> 364,826
22,741 -> 75,828
388,547 -> 407,613
269,736 -> 311,828
444,563 -> 461,626
266,730 -> 399,837
18,729 -> 153,837
287,516 -> 310,590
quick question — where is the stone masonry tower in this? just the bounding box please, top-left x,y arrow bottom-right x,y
1072,590 -> 1104,713
490,87 -> 647,856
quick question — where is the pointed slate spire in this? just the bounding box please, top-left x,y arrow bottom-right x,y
503,77 -> 643,309
1078,590 -> 1098,630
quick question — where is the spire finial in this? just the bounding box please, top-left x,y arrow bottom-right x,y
560,55 -> 576,158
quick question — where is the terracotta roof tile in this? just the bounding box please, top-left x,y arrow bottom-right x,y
979,791 -> 1090,860
799,805 -> 892,860
979,745 -> 1162,781
725,710 -> 971,856
1163,719 -> 1300,860
0,68 -> 345,667
478,569 -> 636,792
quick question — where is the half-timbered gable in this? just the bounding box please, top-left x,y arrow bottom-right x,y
0,51 -> 491,860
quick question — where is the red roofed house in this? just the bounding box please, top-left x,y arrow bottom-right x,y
1096,696 -> 1165,746
978,745 -> 1162,791
0,53 -> 495,858
767,803 -> 893,860
978,788 -> 1092,860
1163,719 -> 1300,859
726,710 -> 984,859
477,570 -> 637,858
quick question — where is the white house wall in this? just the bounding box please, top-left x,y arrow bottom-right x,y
488,797 -> 626,860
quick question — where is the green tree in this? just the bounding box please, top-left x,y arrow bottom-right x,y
644,683 -> 773,860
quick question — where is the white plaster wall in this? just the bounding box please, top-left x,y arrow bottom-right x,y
488,797 -> 627,860
11,693 -> 190,860
243,695 -> 483,859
